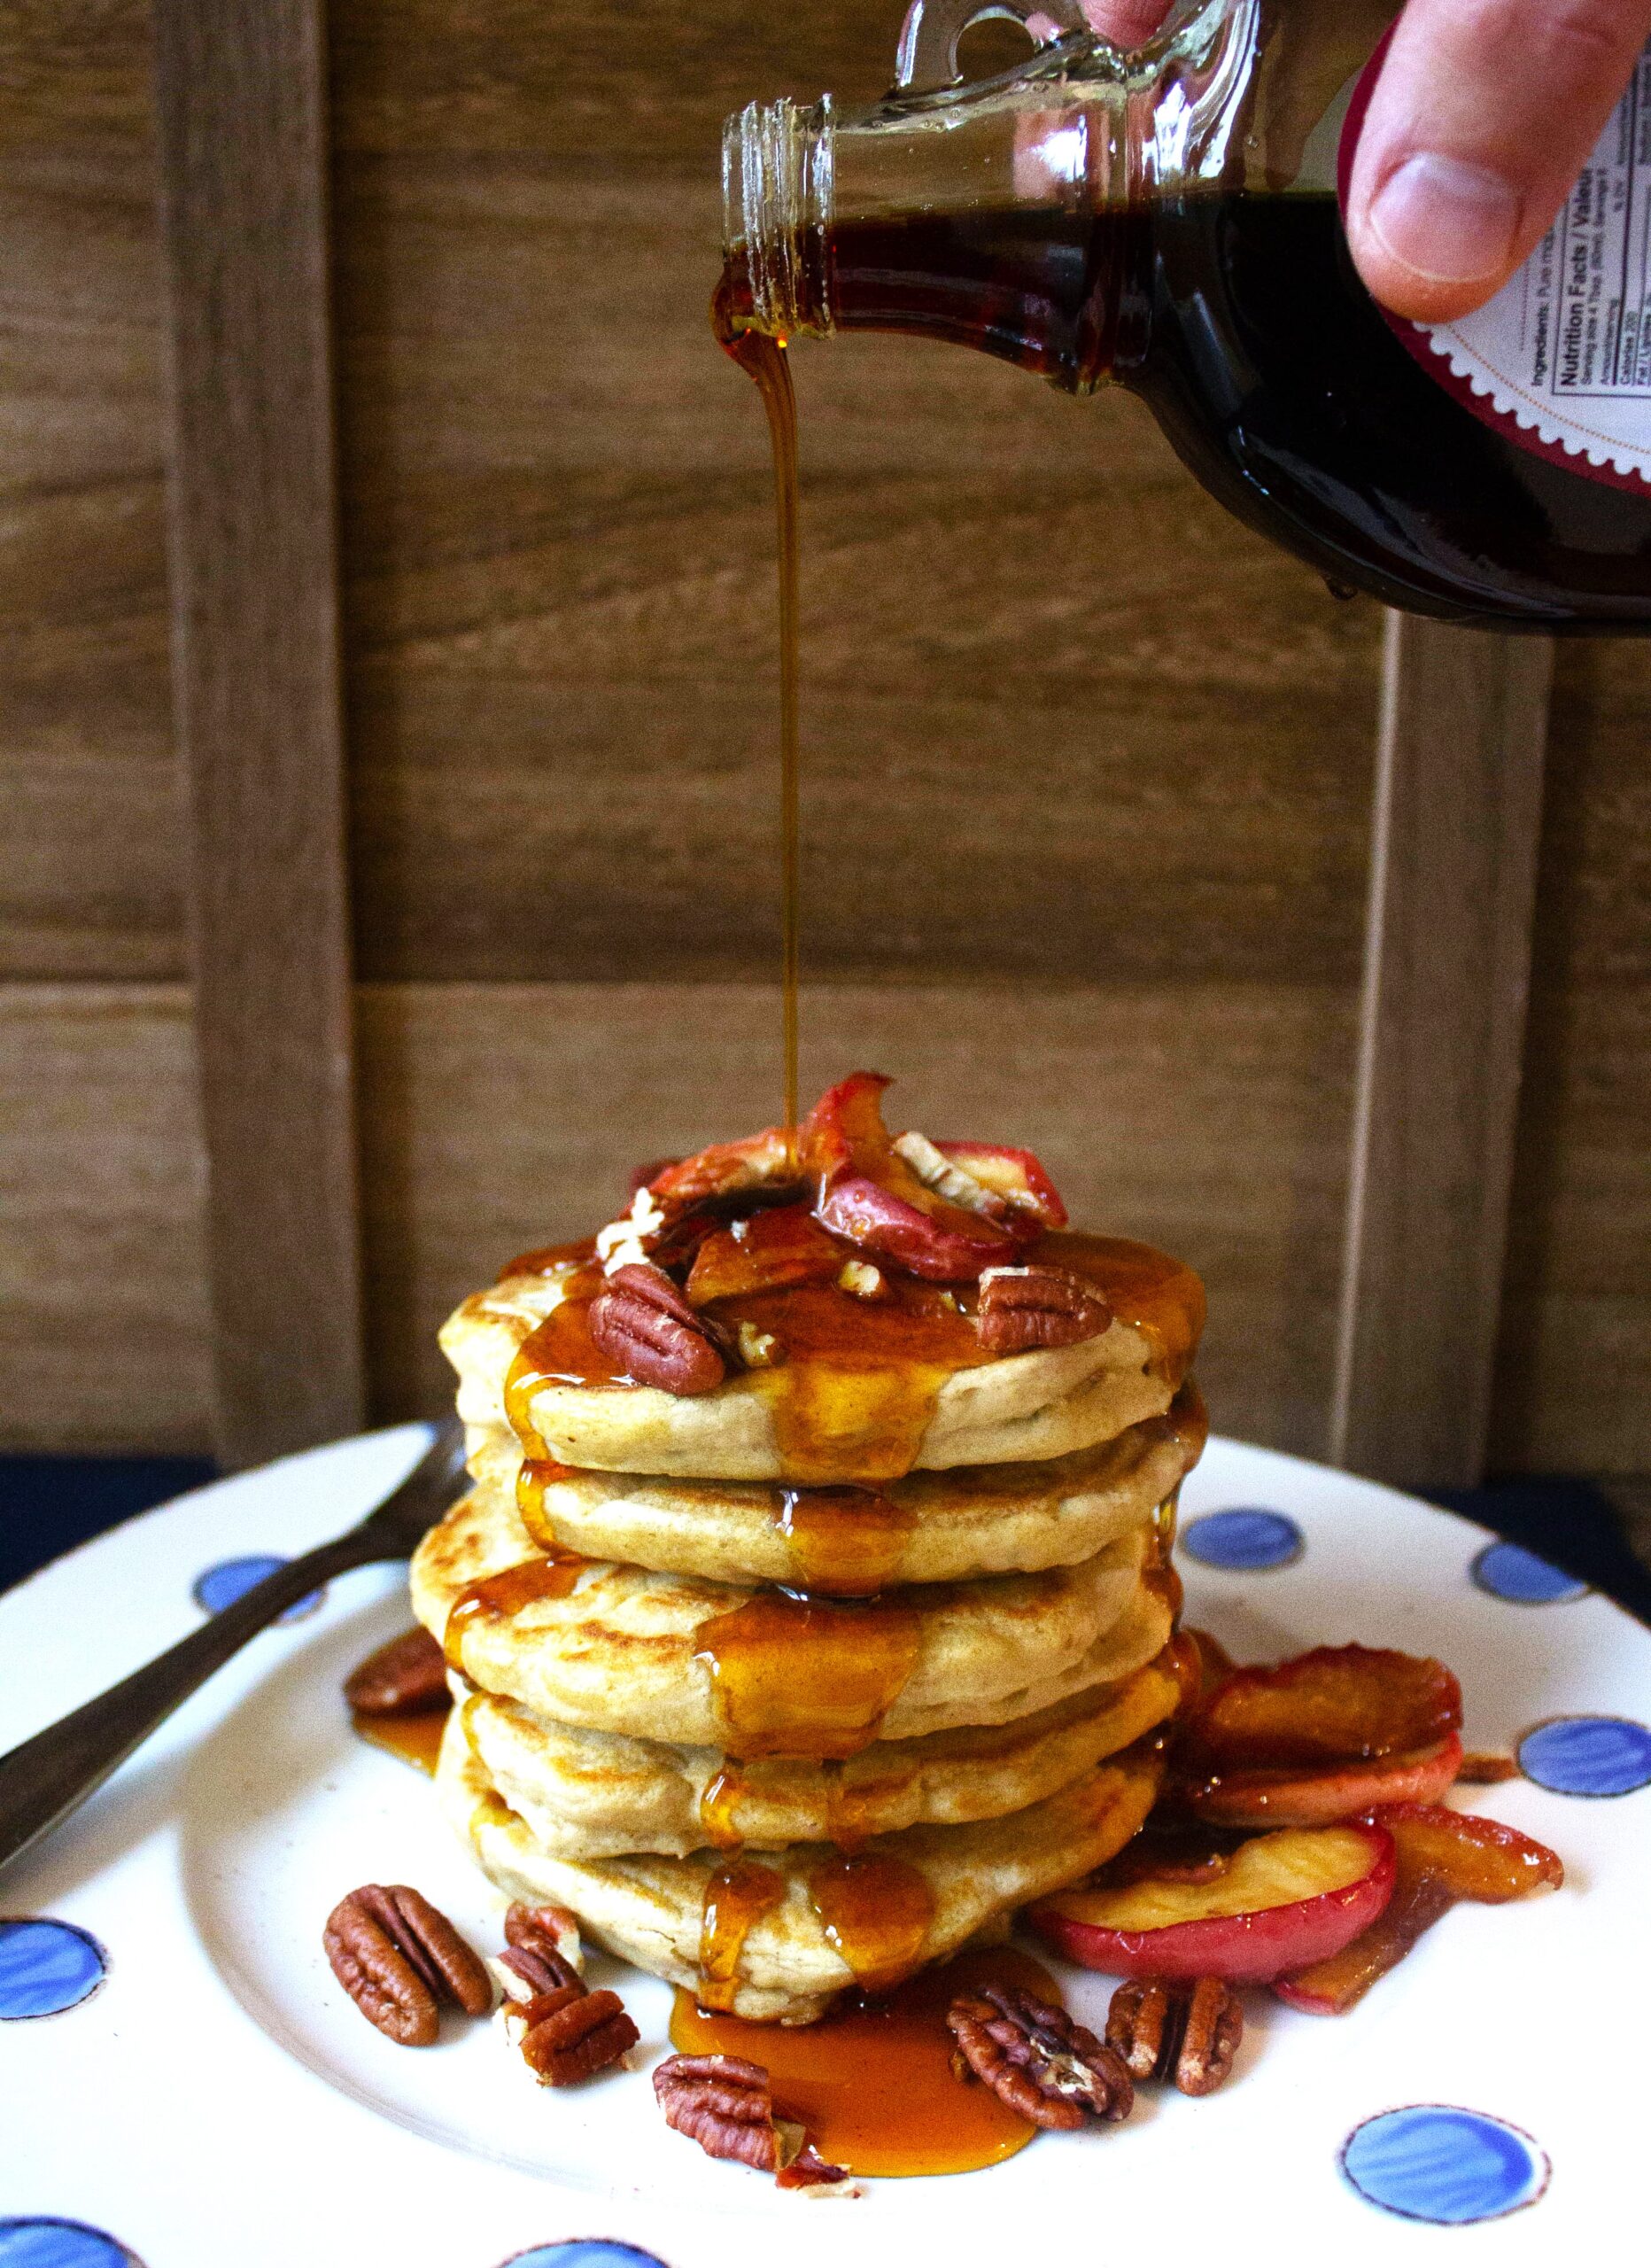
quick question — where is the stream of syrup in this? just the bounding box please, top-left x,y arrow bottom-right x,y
670,1943 -> 1063,2177
714,287 -> 802,1146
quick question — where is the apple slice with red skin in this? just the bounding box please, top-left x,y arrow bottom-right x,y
1186,1732 -> 1464,1829
1028,1821 -> 1396,1983
646,1126 -> 799,1223
928,1140 -> 1068,1231
1274,1801 -> 1563,2015
1186,1645 -> 1462,1773
801,1074 -> 1020,1281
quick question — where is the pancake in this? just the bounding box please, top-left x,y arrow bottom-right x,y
456,1617 -> 1185,1860
438,1710 -> 1166,2023
441,1233 -> 1203,1482
413,1485 -> 1160,1753
464,1386 -> 1205,1589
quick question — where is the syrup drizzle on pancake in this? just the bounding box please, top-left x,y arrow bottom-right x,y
497,1231 -> 1203,1487
776,1482 -> 917,1595
441,1554 -> 589,1672
697,1856 -> 788,2011
807,1851 -> 937,1993
693,1588 -> 923,1759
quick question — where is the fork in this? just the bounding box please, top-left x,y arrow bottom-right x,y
0,1416 -> 470,1878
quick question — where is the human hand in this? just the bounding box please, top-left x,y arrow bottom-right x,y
1074,0 -> 1651,322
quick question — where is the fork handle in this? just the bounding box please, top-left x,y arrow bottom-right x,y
0,1526 -> 386,1879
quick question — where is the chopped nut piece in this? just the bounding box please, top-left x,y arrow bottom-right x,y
837,1260 -> 886,1300
595,1184 -> 668,1271
324,1884 -> 492,2047
946,1983 -> 1133,2130
654,2054 -> 854,2191
1105,1977 -> 1244,2097
737,1321 -> 780,1367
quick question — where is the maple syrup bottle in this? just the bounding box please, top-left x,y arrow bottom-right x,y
719,0 -> 1651,630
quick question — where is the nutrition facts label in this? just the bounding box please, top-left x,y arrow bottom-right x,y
1532,52 -> 1651,399
1344,37 -> 1651,485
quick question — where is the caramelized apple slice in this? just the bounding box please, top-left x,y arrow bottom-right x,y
927,1140 -> 1068,1231
1273,1802 -> 1563,2015
1188,1644 -> 1462,1771
647,1127 -> 800,1221
1187,1733 -> 1465,1828
1028,1821 -> 1396,1983
686,1205 -> 844,1304
802,1073 -> 1019,1281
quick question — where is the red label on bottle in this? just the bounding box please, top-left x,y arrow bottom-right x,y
1339,35 -> 1651,492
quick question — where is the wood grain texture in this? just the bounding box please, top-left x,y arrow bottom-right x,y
329,4 -> 1384,993
1333,617 -> 1553,1487
358,978 -> 1358,1456
0,5 -> 183,983
153,0 -> 364,1464
1492,640 -> 1651,1475
0,985 -> 211,1454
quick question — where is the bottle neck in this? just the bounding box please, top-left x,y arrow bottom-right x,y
719,0 -> 1377,389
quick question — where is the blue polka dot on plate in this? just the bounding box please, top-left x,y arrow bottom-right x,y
192,1555 -> 323,1624
499,2249 -> 670,2268
1471,1541 -> 1589,1605
0,2222 -> 142,2268
0,1920 -> 106,2019
1518,1714 -> 1651,1797
1181,1509 -> 1304,1571
1341,2106 -> 1548,2224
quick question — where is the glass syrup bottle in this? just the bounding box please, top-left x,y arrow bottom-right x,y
717,0 -> 1651,631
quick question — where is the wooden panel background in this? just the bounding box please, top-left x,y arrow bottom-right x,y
2,0 -> 1647,1476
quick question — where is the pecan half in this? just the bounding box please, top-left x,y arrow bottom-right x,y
589,1262 -> 730,1394
654,2054 -> 852,2190
323,1884 -> 492,2046
946,1984 -> 1133,2129
493,1943 -> 583,2001
1105,1977 -> 1244,2097
505,1899 -> 585,1978
976,1266 -> 1113,1356
506,1984 -> 639,2085
343,1625 -> 449,1715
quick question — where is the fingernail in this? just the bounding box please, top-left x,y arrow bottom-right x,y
1367,152 -> 1521,284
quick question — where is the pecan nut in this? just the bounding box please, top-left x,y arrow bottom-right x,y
976,1266 -> 1113,1355
493,1944 -> 583,2000
947,1983 -> 1134,2129
1105,1976 -> 1244,2097
343,1625 -> 449,1715
324,1884 -> 492,2046
654,2054 -> 852,2190
505,1899 -> 585,1978
506,1984 -> 639,2085
589,1262 -> 730,1395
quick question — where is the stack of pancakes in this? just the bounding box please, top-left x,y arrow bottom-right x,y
415,1223 -> 1206,2024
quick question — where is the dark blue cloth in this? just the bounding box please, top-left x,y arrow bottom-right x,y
0,1456 -> 217,1594
1422,1477 -> 1651,1627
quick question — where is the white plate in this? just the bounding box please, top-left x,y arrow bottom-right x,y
3,1426 -> 1648,2268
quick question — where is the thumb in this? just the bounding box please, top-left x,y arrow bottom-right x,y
1347,0 -> 1651,322
1067,1 -> 1175,45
